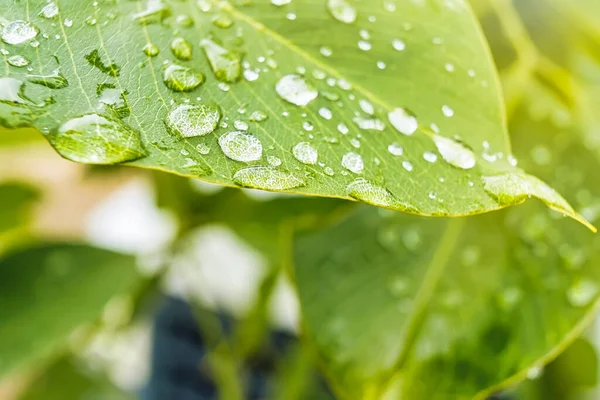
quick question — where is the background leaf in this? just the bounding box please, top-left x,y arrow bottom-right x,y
0,0 -> 588,224
0,243 -> 139,378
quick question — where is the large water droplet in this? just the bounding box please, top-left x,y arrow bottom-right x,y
1,20 -> 39,45
292,142 -> 318,165
133,0 -> 171,24
233,166 -> 305,190
388,107 -> 418,135
218,131 -> 262,162
275,74 -> 318,106
52,114 -> 147,164
166,104 -> 220,138
433,135 -> 476,169
170,37 -> 192,61
327,0 -> 357,24
162,64 -> 205,92
200,38 -> 241,83
342,152 -> 364,174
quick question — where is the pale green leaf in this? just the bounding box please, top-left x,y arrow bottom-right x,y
0,243 -> 139,377
0,0 -> 590,226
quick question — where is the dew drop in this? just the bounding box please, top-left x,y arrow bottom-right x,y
249,110 -> 268,122
234,120 -> 249,131
275,74 -> 318,107
133,0 -> 171,24
1,20 -> 39,45
358,40 -> 372,51
7,55 -> 29,67
52,114 -> 147,164
302,121 -> 314,131
342,152 -> 364,174
196,143 -> 211,154
319,107 -> 333,120
170,37 -> 192,61
320,46 -> 333,57
347,178 -> 402,208
163,64 -> 205,92
212,14 -> 233,29
433,135 -> 476,169
218,131 -> 262,162
233,167 -> 305,190
327,0 -> 357,24
267,155 -> 282,167
387,142 -> 403,156
40,2 -> 59,19
166,104 -> 220,138
324,166 -> 335,176
243,69 -> 259,81
27,69 -> 68,89
402,160 -> 413,172
143,43 -> 160,57
176,14 -> 194,28
392,38 -> 406,51
200,38 -> 241,83
359,99 -> 374,115
388,107 -> 418,135
423,151 -> 438,163
442,105 -> 455,117
353,117 -> 385,131
98,85 -> 130,118
293,142 -> 318,165
271,0 -> 292,5
337,123 -> 349,134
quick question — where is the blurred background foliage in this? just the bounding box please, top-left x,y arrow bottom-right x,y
1,0 -> 600,399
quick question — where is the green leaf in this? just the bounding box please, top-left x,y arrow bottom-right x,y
20,357 -> 133,400
0,243 -> 139,378
0,0 -> 590,226
0,182 -> 40,234
292,104 -> 600,399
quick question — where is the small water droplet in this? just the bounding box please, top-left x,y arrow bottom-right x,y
267,155 -> 282,167
387,142 -> 403,156
218,131 -> 262,162
388,107 -> 418,135
271,0 -> 292,5
342,152 -> 364,174
275,74 -> 318,106
196,143 -> 211,154
176,14 -> 194,28
319,107 -> 333,120
200,38 -> 241,83
133,0 -> 172,24
170,37 -> 192,61
143,43 -> 160,57
166,103 -> 220,138
52,114 -> 147,164
377,61 -> 386,69
7,55 -> 29,67
293,142 -> 318,165
392,38 -> 406,51
353,116 -> 385,131
249,110 -> 267,122
39,2 -> 59,19
233,166 -> 305,190
442,105 -> 455,117
163,64 -> 205,92
402,160 -> 413,172
423,151 -> 438,163
337,123 -> 349,134
324,166 -> 335,176
212,14 -> 233,29
320,46 -> 333,57
327,0 -> 357,24
359,99 -> 374,115
358,40 -> 372,51
234,120 -> 249,131
347,178 -> 405,208
1,20 -> 39,45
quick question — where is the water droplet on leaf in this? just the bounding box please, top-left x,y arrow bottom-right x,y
163,64 -> 205,92
293,142 -> 318,165
170,37 -> 193,61
327,0 -> 357,24
342,152 -> 364,174
201,38 -> 241,83
166,104 -> 221,138
218,131 -> 262,162
233,166 -> 305,190
275,74 -> 318,106
388,107 -> 418,135
433,135 -> 476,169
1,20 -> 39,45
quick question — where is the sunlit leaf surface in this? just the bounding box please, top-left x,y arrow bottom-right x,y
0,0 -> 590,225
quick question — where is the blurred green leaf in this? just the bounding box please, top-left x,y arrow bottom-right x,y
0,0 -> 588,224
19,357 -> 132,400
293,100 -> 600,399
0,182 -> 40,234
0,127 -> 44,147
0,244 -> 139,378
